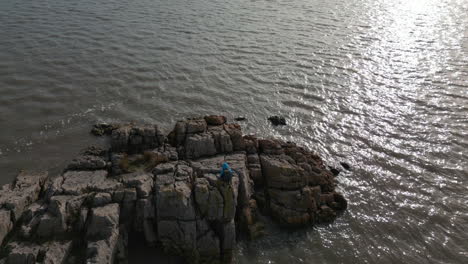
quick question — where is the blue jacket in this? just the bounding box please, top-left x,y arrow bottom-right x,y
219,162 -> 233,179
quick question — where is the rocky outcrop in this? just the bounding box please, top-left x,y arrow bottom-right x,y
0,115 -> 347,263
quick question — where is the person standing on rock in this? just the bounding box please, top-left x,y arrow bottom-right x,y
219,162 -> 234,183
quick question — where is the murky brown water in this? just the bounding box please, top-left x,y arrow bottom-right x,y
1,0 -> 467,262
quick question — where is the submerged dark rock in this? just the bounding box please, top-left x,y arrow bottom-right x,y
268,116 -> 287,126
328,166 -> 341,176
340,162 -> 351,171
0,116 -> 347,263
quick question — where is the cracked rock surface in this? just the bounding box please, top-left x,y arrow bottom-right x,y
0,115 -> 347,263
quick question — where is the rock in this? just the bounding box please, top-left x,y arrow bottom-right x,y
234,116 -> 246,121
41,241 -> 73,264
66,155 -> 107,171
318,205 -> 336,223
0,117 -> 348,264
60,170 -> 122,195
93,193 -> 112,207
332,192 -> 347,211
171,121 -> 187,146
0,171 -> 48,221
134,198 -> 156,244
119,172 -> 153,198
157,220 -> 196,257
0,210 -> 12,245
194,178 -> 223,220
196,219 -> 220,262
4,242 -> 42,264
328,166 -> 340,176
220,219 -> 236,261
260,155 -> 306,190
243,135 -> 258,154
209,126 -> 233,154
223,123 -> 245,151
204,115 -> 227,126
2,241 -> 70,264
86,230 -> 120,264
268,116 -> 286,126
111,125 -> 164,153
186,119 -> 207,134
340,162 -> 351,171
86,203 -> 120,240
184,133 -> 217,159
258,139 -> 284,155
91,123 -> 119,136
155,179 -> 195,221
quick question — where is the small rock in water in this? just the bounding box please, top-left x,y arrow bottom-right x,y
235,116 -> 247,121
268,116 -> 286,126
340,162 -> 351,171
328,166 -> 340,176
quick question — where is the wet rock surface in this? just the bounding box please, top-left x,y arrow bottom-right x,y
0,116 -> 347,263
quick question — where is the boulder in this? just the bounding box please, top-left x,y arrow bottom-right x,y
204,115 -> 226,126
268,116 -> 286,126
